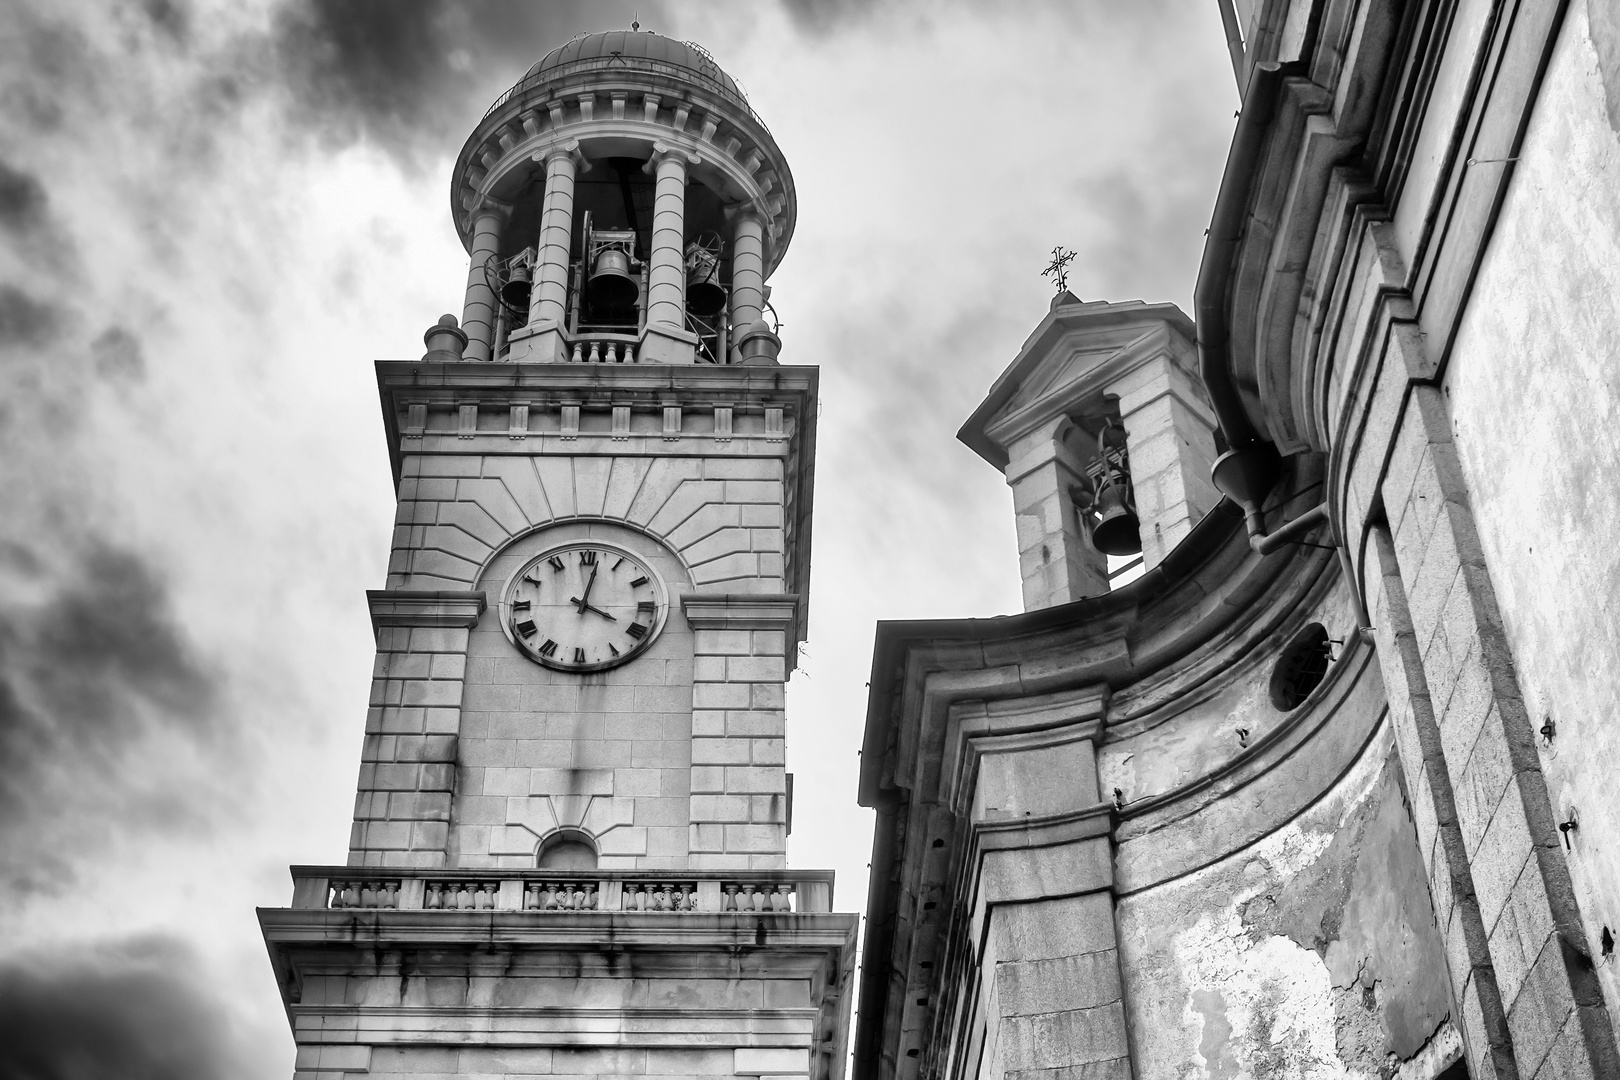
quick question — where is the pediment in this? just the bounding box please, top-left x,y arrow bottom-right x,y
959,299 -> 1198,469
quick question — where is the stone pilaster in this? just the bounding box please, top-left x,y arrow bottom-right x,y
1004,414 -> 1107,610
685,595 -> 796,869
1112,356 -> 1218,572
349,590 -> 483,867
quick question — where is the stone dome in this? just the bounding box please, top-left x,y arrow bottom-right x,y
525,31 -> 746,104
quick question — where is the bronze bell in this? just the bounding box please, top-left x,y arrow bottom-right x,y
588,247 -> 639,311
685,240 -> 726,316
500,260 -> 531,309
1090,479 -> 1142,556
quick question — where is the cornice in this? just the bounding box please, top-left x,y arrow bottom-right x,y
682,594 -> 799,630
366,589 -> 485,631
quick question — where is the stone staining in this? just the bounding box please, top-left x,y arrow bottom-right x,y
259,28 -> 855,1080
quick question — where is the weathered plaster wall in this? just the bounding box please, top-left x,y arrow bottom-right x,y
1440,0 -> 1620,1038
1116,729 -> 1457,1079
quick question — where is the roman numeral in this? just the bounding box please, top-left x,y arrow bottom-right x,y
578,549 -> 597,567
573,647 -> 587,664
637,601 -> 655,614
548,555 -> 566,572
609,643 -> 620,657
514,618 -> 537,638
511,599 -> 531,613
612,557 -> 624,571
630,575 -> 649,588
538,639 -> 558,657
625,622 -> 647,640
524,572 -> 543,587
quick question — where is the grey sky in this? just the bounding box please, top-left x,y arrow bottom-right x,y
0,1 -> 1235,1073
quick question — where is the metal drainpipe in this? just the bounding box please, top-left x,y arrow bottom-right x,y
1194,60 -> 1373,634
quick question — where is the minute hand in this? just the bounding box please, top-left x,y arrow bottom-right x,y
573,566 -> 599,613
568,599 -> 617,621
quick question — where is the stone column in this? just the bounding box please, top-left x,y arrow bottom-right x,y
639,144 -> 702,364
459,202 -> 510,363
728,207 -> 765,332
528,143 -> 580,329
646,146 -> 693,329
1005,415 -> 1108,610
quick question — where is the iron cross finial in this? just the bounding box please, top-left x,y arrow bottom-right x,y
1041,246 -> 1076,293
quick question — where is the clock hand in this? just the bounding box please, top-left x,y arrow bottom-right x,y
567,599 -> 618,621
573,565 -> 599,613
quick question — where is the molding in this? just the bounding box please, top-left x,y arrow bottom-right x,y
367,590 -> 485,631
683,594 -> 799,630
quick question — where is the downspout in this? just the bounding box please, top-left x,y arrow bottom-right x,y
1195,61 -> 1372,635
1194,59 -> 1329,555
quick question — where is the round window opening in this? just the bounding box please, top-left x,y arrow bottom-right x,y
537,830 -> 598,871
1270,623 -> 1333,711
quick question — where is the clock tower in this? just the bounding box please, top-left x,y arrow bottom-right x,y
259,30 -> 856,1080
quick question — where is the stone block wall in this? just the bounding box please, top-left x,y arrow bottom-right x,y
347,391 -> 807,871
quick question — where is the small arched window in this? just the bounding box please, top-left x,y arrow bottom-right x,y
536,829 -> 598,871
1270,623 -> 1333,711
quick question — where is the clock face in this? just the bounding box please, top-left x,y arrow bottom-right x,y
501,543 -> 667,672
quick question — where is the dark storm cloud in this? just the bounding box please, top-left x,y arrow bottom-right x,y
0,285 -> 62,349
0,539 -> 219,896
269,0 -> 665,162
0,937 -> 242,1080
0,161 -> 50,237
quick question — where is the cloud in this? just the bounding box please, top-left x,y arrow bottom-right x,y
0,537 -> 220,898
268,0 -> 667,163
0,936 -> 245,1080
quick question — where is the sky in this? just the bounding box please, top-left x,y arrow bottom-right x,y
0,1 -> 1237,1075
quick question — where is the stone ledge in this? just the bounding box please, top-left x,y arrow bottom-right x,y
683,594 -> 799,630
368,590 -> 486,631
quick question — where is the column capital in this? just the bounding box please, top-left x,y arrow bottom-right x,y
648,141 -> 701,170
468,197 -> 513,224
534,138 -> 587,173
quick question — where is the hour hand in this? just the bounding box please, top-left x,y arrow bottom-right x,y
568,598 -> 617,621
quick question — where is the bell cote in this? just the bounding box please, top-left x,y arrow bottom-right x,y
446,31 -> 793,369
959,295 -> 1221,611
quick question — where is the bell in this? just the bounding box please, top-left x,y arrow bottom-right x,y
1089,481 -> 1142,556
685,244 -> 726,316
500,260 -> 531,309
588,247 -> 638,311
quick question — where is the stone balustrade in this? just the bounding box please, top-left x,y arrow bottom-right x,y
567,334 -> 638,364
292,867 -> 832,915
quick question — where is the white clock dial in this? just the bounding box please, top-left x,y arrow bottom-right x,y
503,544 -> 666,672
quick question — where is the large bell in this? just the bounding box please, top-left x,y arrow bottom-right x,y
1089,481 -> 1142,556
588,247 -> 639,312
685,244 -> 726,316
500,260 -> 531,309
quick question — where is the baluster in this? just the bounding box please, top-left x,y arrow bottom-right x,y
624,343 -> 636,364
605,343 -> 618,363
774,884 -> 792,911
570,883 -> 587,910
622,883 -> 638,911
736,884 -> 753,911
425,883 -> 443,910
359,881 -> 379,908
677,884 -> 695,911
582,883 -> 599,910
480,883 -> 497,910
571,342 -> 583,363
382,881 -> 399,909
723,884 -> 740,911
457,883 -> 476,910
524,883 -> 541,911
588,341 -> 601,363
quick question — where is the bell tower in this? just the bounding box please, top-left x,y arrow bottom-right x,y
259,30 -> 856,1080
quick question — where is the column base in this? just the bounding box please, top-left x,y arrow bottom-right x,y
639,323 -> 699,365
504,321 -> 569,364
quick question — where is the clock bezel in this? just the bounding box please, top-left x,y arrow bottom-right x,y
497,540 -> 670,673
